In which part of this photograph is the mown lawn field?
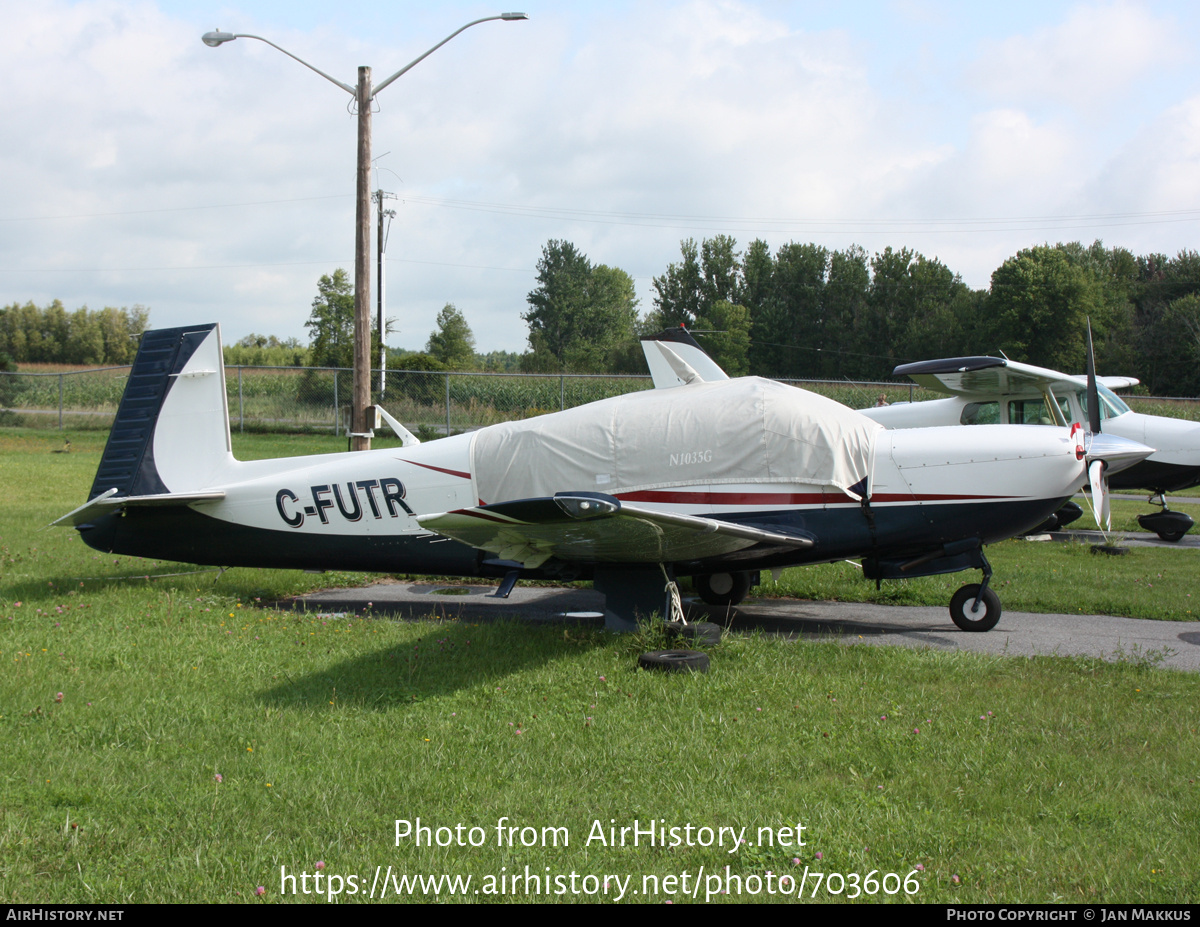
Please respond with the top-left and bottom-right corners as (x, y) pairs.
(1, 428), (1197, 904)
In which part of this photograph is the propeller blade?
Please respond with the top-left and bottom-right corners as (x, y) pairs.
(1087, 458), (1110, 531)
(1086, 318), (1101, 435)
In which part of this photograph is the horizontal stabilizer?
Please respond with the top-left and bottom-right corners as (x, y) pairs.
(52, 489), (226, 527)
(640, 327), (730, 388)
(417, 492), (813, 569)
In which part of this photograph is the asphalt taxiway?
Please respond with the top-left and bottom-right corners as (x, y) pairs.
(293, 579), (1200, 673)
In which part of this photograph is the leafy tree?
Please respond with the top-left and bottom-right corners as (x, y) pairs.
(224, 333), (308, 366)
(305, 269), (356, 369)
(762, 243), (829, 378)
(1154, 293), (1200, 395)
(1054, 240), (1137, 373)
(425, 304), (476, 370)
(890, 254), (970, 368)
(523, 240), (591, 366)
(582, 264), (639, 365)
(65, 308), (105, 365)
(475, 349), (522, 372)
(693, 300), (752, 376)
(987, 245), (1097, 371)
(522, 241), (639, 372)
(1129, 249), (1200, 393)
(821, 245), (871, 379)
(651, 235), (743, 332)
(701, 235), (742, 309)
(96, 306), (149, 365)
(0, 349), (22, 412)
(651, 239), (704, 329)
(0, 301), (147, 365)
(389, 351), (447, 406)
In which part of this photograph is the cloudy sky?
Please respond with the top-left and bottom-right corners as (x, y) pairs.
(3, 0), (1200, 353)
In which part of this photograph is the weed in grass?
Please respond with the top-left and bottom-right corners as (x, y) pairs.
(1106, 643), (1177, 669)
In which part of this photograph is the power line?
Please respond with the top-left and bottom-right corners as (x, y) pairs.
(0, 194), (350, 223)
(5, 189), (1200, 235)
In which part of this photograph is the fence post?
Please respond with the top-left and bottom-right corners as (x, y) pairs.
(58, 374), (64, 430)
(334, 370), (339, 437)
(445, 373), (451, 437)
(238, 367), (244, 433)
(560, 374), (565, 411)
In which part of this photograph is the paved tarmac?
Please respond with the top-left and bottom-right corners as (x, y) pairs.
(1048, 529), (1200, 549)
(294, 579), (1200, 673)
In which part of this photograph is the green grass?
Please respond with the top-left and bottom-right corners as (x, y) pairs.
(1, 428), (1199, 904)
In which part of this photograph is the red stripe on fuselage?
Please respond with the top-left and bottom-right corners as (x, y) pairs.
(399, 460), (472, 480)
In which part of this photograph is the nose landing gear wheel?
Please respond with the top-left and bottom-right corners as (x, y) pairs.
(949, 584), (1002, 632)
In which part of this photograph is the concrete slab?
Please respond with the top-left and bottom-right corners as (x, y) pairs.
(290, 579), (1200, 673)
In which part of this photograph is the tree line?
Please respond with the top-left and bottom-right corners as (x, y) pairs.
(13, 232), (1200, 397)
(521, 236), (1200, 395)
(0, 301), (149, 366)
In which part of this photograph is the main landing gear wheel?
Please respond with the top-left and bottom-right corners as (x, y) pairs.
(637, 650), (711, 673)
(693, 571), (752, 607)
(1136, 508), (1193, 543)
(949, 584), (1002, 632)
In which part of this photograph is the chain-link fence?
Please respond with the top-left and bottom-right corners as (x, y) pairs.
(13, 364), (1187, 435)
(0, 366), (664, 435)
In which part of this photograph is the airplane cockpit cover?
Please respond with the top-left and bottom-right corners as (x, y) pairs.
(470, 377), (882, 503)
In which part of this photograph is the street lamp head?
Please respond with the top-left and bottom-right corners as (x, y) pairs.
(202, 30), (237, 47)
(500, 12), (529, 20)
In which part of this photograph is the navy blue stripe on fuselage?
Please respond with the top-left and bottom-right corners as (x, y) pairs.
(76, 507), (481, 575)
(75, 494), (1066, 578)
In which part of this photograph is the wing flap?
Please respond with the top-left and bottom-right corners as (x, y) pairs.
(416, 493), (813, 569)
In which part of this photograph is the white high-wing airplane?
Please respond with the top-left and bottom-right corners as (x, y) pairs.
(860, 354), (1199, 541)
(56, 323), (1151, 633)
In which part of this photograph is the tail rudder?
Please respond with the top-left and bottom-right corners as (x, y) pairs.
(90, 323), (233, 500)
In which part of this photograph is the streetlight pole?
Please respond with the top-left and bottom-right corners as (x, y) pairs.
(202, 14), (528, 450)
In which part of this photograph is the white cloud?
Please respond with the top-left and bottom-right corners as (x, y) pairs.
(971, 1), (1177, 109)
(1090, 94), (1200, 210)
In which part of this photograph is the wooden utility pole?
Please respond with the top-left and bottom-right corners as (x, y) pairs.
(352, 66), (373, 451)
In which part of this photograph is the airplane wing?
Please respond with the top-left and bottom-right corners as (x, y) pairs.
(416, 492), (813, 569)
(893, 356), (1138, 396)
(639, 326), (730, 389)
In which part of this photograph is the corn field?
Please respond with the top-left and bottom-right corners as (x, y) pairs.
(7, 364), (1187, 436)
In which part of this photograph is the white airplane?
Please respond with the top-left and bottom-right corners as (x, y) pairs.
(861, 354), (1199, 541)
(55, 323), (1151, 633)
